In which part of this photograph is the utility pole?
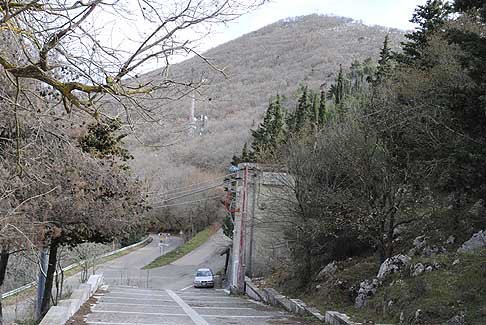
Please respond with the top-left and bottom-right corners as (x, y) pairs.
(188, 91), (196, 136)
(237, 165), (248, 292)
(247, 170), (258, 277)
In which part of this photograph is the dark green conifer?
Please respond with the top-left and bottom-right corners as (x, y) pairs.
(396, 0), (452, 65)
(318, 90), (327, 126)
(376, 35), (393, 82)
(295, 85), (310, 132)
(241, 143), (250, 162)
(270, 95), (285, 146)
(334, 65), (345, 108)
(312, 93), (319, 125)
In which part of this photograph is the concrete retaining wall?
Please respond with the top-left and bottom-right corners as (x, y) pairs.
(325, 311), (362, 325)
(244, 277), (326, 321)
(242, 277), (375, 324)
(244, 276), (264, 301)
(39, 274), (104, 325)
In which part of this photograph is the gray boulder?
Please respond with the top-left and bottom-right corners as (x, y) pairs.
(355, 278), (380, 308)
(412, 263), (425, 276)
(377, 254), (411, 279)
(469, 199), (485, 217)
(316, 261), (337, 281)
(457, 230), (486, 253)
(414, 309), (423, 324)
(446, 235), (455, 245)
(413, 236), (427, 250)
(411, 262), (441, 276)
(446, 313), (465, 325)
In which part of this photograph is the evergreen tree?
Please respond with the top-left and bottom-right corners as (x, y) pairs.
(396, 0), (452, 65)
(222, 214), (234, 239)
(335, 65), (345, 107)
(318, 90), (327, 126)
(294, 85), (310, 132)
(373, 35), (393, 84)
(269, 95), (286, 146)
(230, 155), (240, 166)
(312, 93), (319, 125)
(449, 0), (486, 85)
(250, 100), (274, 158)
(454, 0), (486, 20)
(350, 60), (365, 92)
(249, 95), (287, 161)
(241, 143), (250, 162)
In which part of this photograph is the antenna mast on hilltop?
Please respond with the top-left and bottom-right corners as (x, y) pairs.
(188, 72), (209, 137)
(189, 91), (196, 136)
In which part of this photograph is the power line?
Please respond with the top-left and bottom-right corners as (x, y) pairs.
(151, 194), (222, 209)
(143, 173), (234, 196)
(144, 173), (235, 198)
(148, 182), (224, 203)
(149, 182), (224, 205)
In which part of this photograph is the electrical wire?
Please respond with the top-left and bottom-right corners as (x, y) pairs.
(149, 182), (224, 205)
(148, 182), (224, 203)
(143, 172), (236, 198)
(150, 194), (223, 209)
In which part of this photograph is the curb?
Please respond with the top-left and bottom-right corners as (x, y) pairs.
(325, 311), (362, 325)
(242, 278), (384, 325)
(244, 276), (265, 301)
(244, 277), (327, 322)
(2, 235), (152, 300)
(39, 274), (104, 325)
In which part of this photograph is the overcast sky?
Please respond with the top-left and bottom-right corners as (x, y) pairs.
(207, 0), (426, 47)
(105, 0), (428, 71)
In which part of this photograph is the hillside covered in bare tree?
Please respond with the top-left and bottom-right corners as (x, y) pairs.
(128, 14), (404, 178)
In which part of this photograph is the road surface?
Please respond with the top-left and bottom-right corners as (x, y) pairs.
(4, 234), (182, 324)
(75, 230), (317, 324)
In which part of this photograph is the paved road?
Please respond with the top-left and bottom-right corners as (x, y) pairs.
(4, 234), (183, 324)
(77, 230), (316, 324)
(83, 286), (311, 325)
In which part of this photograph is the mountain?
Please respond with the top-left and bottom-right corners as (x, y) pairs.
(127, 14), (404, 186)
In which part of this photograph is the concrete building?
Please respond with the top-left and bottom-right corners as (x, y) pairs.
(230, 164), (295, 292)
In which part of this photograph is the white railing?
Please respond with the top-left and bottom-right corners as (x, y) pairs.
(1, 235), (152, 299)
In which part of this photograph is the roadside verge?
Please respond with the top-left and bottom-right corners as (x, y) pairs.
(143, 225), (219, 269)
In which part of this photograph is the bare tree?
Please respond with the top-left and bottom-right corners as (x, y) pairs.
(279, 110), (431, 288)
(0, 0), (265, 119)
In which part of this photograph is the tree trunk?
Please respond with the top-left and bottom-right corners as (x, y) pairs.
(0, 248), (10, 324)
(40, 240), (59, 318)
(385, 211), (396, 261)
(301, 245), (313, 287)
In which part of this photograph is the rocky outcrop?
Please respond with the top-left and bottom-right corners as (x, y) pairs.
(355, 254), (412, 308)
(377, 254), (411, 279)
(411, 261), (442, 276)
(469, 199), (485, 217)
(355, 278), (380, 308)
(411, 263), (425, 276)
(457, 230), (486, 253)
(316, 261), (337, 281)
(446, 313), (465, 325)
(409, 235), (444, 257)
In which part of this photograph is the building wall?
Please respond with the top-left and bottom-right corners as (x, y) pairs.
(232, 165), (295, 279)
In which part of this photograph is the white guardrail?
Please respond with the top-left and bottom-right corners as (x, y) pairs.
(1, 235), (152, 300)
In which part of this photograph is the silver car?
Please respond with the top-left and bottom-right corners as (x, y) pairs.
(193, 268), (214, 288)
